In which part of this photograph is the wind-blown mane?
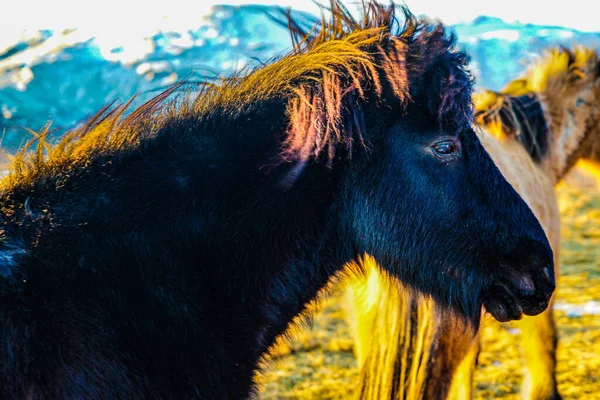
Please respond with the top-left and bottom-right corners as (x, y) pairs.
(474, 46), (600, 168)
(3, 0), (473, 193)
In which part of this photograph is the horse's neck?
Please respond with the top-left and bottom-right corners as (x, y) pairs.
(538, 88), (600, 182)
(542, 110), (584, 183)
(259, 226), (346, 341)
(548, 123), (600, 183)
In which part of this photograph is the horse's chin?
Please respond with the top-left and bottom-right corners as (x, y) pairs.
(482, 284), (524, 322)
(483, 296), (524, 322)
(482, 278), (553, 322)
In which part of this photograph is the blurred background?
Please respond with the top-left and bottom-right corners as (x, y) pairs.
(1, 1), (599, 398)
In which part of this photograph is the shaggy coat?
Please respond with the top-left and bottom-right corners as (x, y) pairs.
(0, 2), (555, 398)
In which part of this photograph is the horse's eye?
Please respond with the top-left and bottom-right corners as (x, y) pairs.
(432, 141), (457, 157)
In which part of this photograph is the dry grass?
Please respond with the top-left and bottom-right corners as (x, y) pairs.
(258, 165), (600, 399)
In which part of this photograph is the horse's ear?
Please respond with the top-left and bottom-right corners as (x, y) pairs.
(501, 78), (529, 96)
(473, 90), (500, 113)
(474, 90), (525, 140)
(568, 65), (587, 84)
(561, 45), (576, 66)
(473, 90), (503, 126)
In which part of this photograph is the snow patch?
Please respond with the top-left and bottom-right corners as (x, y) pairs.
(555, 301), (600, 316)
(479, 29), (520, 42)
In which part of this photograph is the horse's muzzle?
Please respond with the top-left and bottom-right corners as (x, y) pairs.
(483, 263), (555, 323)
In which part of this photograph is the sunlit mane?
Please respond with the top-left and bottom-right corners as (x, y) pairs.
(2, 0), (473, 193)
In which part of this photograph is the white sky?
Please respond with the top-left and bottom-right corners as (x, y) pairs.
(0, 0), (597, 33)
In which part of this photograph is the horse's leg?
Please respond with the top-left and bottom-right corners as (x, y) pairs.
(518, 243), (561, 400)
(518, 302), (560, 400)
(446, 335), (480, 400)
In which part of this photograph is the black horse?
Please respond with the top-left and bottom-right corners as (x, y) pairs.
(0, 2), (554, 399)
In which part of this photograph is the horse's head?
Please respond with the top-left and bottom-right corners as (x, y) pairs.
(474, 47), (600, 183)
(277, 1), (554, 324)
(340, 108), (554, 324)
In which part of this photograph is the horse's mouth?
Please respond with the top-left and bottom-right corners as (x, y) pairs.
(482, 282), (551, 323)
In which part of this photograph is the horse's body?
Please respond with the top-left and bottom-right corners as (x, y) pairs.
(0, 2), (555, 399)
(346, 47), (600, 400)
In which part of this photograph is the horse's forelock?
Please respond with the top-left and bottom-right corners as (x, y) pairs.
(278, 1), (411, 169)
(279, 1), (474, 172)
(407, 26), (474, 132)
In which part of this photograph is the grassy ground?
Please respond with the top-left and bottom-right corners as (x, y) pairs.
(258, 165), (600, 399)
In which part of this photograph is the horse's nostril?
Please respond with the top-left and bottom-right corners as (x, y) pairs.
(542, 266), (556, 290)
(514, 275), (535, 296)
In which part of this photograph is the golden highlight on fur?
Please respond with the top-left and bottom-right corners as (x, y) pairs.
(345, 258), (475, 400)
(343, 257), (443, 400)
